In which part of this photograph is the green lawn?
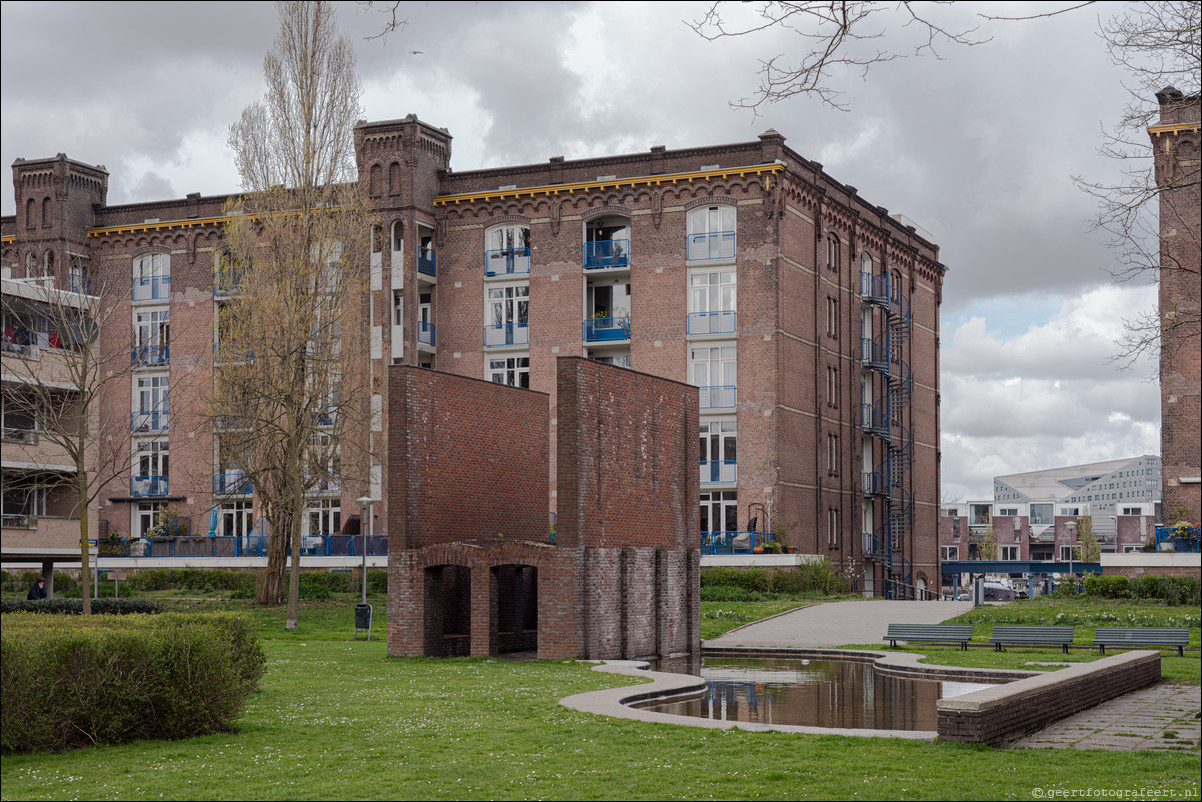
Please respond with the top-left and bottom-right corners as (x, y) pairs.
(2, 594), (1199, 800)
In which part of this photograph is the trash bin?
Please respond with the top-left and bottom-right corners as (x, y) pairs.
(355, 603), (372, 640)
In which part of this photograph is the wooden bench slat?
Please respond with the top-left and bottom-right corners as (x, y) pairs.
(884, 624), (974, 651)
(988, 625), (1076, 654)
(1092, 627), (1189, 656)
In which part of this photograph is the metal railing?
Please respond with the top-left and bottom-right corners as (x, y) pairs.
(213, 472), (251, 495)
(68, 274), (92, 295)
(701, 460), (737, 484)
(1, 426), (37, 443)
(1155, 525), (1200, 552)
(484, 247), (530, 276)
(213, 342), (253, 363)
(106, 532), (390, 559)
(418, 250), (436, 277)
(687, 231), (735, 262)
(132, 344), (169, 366)
(131, 410), (169, 433)
(700, 530), (777, 554)
(484, 322), (529, 347)
(418, 320), (435, 346)
(583, 316), (630, 342)
(583, 239), (630, 269)
(698, 385), (736, 409)
(213, 268), (249, 296)
(1, 514), (35, 529)
(133, 275), (171, 302)
(131, 475), (169, 497)
(687, 310), (736, 335)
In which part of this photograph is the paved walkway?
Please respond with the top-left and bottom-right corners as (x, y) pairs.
(705, 600), (1201, 752)
(705, 599), (973, 648)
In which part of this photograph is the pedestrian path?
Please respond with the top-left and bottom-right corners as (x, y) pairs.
(705, 599), (973, 648)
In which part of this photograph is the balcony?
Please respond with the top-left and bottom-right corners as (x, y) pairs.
(68, 274), (92, 295)
(698, 385), (736, 410)
(583, 316), (630, 343)
(418, 249), (436, 277)
(1, 513), (36, 529)
(700, 530), (777, 554)
(860, 402), (888, 436)
(1, 426), (37, 444)
(861, 271), (889, 304)
(583, 239), (630, 269)
(687, 310), (737, 336)
(687, 231), (735, 262)
(131, 410), (169, 433)
(131, 475), (169, 497)
(308, 476), (340, 494)
(484, 322), (529, 348)
(214, 268), (249, 297)
(131, 344), (169, 367)
(132, 275), (170, 302)
(418, 320), (436, 347)
(213, 471), (251, 495)
(213, 342), (254, 363)
(485, 247), (530, 277)
(701, 460), (737, 484)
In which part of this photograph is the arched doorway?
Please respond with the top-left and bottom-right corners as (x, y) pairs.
(424, 564), (471, 657)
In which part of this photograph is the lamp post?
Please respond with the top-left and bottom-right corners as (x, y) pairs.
(354, 495), (375, 605)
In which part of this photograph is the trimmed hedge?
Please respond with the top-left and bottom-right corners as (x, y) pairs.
(700, 560), (846, 598)
(1, 612), (265, 754)
(0, 599), (162, 615)
(1083, 574), (1201, 606)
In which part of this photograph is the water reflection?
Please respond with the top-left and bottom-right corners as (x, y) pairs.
(639, 656), (995, 731)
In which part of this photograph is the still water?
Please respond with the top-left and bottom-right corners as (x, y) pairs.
(637, 656), (997, 731)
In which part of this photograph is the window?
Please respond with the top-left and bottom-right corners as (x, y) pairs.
(942, 508), (958, 518)
(391, 221), (404, 254)
(688, 269), (736, 335)
(826, 366), (838, 407)
(826, 233), (840, 271)
(827, 508), (839, 547)
(700, 490), (738, 533)
(827, 433), (839, 475)
(584, 216), (630, 268)
(485, 284), (529, 346)
(969, 504), (992, 526)
(690, 344), (736, 408)
(69, 254), (89, 294)
(860, 251), (873, 274)
(941, 545), (958, 562)
(134, 374), (169, 431)
(136, 503), (164, 538)
(393, 291), (404, 327)
(489, 356), (529, 388)
(219, 500), (254, 539)
(132, 439), (169, 496)
(686, 205), (735, 261)
(1030, 503), (1053, 526)
(1059, 545), (1075, 562)
(700, 419), (736, 483)
(485, 224), (530, 276)
(134, 308), (170, 366)
(1000, 545), (1019, 561)
(998, 508), (1018, 517)
(307, 499), (341, 538)
(134, 253), (170, 302)
(826, 296), (838, 338)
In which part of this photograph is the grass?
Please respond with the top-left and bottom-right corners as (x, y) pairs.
(2, 592), (1199, 800)
(700, 601), (806, 639)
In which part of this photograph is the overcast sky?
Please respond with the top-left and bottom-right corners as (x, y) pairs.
(1, 1), (1166, 500)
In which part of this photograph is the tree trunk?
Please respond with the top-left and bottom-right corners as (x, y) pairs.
(258, 511), (289, 605)
(78, 467), (92, 615)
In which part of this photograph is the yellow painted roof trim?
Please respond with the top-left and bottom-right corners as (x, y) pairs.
(433, 163), (786, 207)
(87, 214), (228, 238)
(1148, 122), (1201, 136)
(1, 235), (14, 244)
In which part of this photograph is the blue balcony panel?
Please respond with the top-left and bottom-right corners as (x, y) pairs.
(131, 411), (169, 433)
(132, 344), (169, 366)
(133, 275), (171, 302)
(484, 322), (529, 347)
(583, 316), (630, 342)
(418, 250), (436, 277)
(701, 460), (737, 484)
(214, 472), (252, 495)
(484, 248), (531, 276)
(583, 239), (630, 269)
(418, 320), (435, 346)
(131, 475), (169, 497)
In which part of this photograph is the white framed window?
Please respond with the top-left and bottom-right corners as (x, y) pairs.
(135, 502), (164, 538)
(686, 205), (736, 261)
(488, 356), (529, 389)
(1059, 545), (1075, 561)
(133, 253), (170, 302)
(826, 233), (840, 272)
(688, 269), (736, 334)
(941, 545), (958, 561)
(485, 223), (530, 276)
(700, 489), (738, 533)
(826, 366), (838, 407)
(827, 508), (839, 547)
(826, 296), (838, 338)
(134, 308), (170, 366)
(485, 284), (530, 346)
(1000, 545), (1019, 561)
(307, 498), (341, 538)
(219, 500), (254, 539)
(132, 438), (169, 496)
(690, 343), (736, 408)
(827, 433), (839, 476)
(998, 508), (1018, 517)
(133, 373), (169, 431)
(700, 419), (736, 483)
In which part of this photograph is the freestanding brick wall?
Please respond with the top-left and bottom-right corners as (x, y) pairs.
(387, 359), (700, 659)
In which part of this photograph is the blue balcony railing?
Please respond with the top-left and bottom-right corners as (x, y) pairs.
(131, 410), (169, 433)
(213, 342), (253, 363)
(68, 274), (92, 295)
(700, 530), (777, 554)
(131, 475), (169, 497)
(213, 472), (251, 495)
(698, 385), (736, 409)
(418, 250), (436, 277)
(701, 460), (737, 484)
(485, 247), (530, 276)
(583, 239), (630, 269)
(687, 310), (737, 335)
(418, 320), (435, 346)
(133, 275), (170, 302)
(687, 231), (735, 262)
(583, 316), (630, 342)
(112, 532), (391, 559)
(484, 322), (529, 347)
(131, 344), (169, 366)
(214, 268), (249, 296)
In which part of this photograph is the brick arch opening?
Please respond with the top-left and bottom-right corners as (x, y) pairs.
(490, 563), (538, 655)
(424, 563), (471, 657)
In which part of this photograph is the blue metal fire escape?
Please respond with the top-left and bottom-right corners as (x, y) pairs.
(860, 271), (913, 598)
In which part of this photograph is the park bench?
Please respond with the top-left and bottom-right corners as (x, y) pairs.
(1092, 627), (1189, 657)
(988, 625), (1076, 654)
(884, 624), (975, 651)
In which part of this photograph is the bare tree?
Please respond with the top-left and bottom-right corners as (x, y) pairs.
(216, 0), (372, 627)
(1, 275), (138, 614)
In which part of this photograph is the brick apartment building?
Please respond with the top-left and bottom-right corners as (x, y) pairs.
(1150, 88), (1201, 524)
(1, 118), (946, 597)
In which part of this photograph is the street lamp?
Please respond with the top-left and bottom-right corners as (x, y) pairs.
(354, 495), (376, 638)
